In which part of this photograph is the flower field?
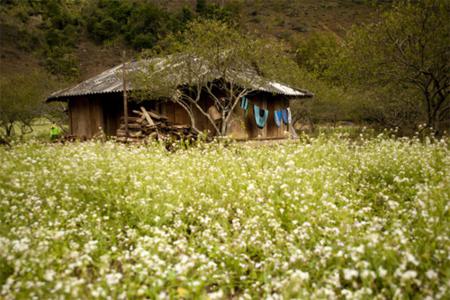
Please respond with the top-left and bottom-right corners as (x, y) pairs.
(0, 135), (449, 299)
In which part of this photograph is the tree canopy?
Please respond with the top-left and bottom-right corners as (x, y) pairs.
(0, 71), (63, 137)
(336, 0), (449, 133)
(133, 20), (304, 136)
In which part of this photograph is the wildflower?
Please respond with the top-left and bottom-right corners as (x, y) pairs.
(105, 272), (122, 286)
(292, 270), (310, 282)
(426, 270), (438, 280)
(343, 269), (359, 281)
(401, 270), (417, 281)
(44, 270), (55, 281)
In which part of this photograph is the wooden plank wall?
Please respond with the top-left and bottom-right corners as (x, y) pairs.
(245, 95), (265, 139)
(267, 97), (289, 138)
(90, 97), (104, 136)
(103, 95), (123, 136)
(193, 98), (217, 134)
(161, 102), (191, 126)
(69, 97), (90, 139)
(229, 94), (289, 139)
(68, 93), (291, 140)
(69, 96), (104, 139)
(226, 105), (248, 139)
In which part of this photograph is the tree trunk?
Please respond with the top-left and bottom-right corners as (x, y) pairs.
(5, 123), (14, 137)
(176, 100), (200, 134)
(220, 111), (227, 136)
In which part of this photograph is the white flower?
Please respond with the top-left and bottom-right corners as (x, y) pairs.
(84, 240), (98, 253)
(286, 160), (295, 167)
(208, 289), (224, 300)
(406, 253), (419, 266)
(105, 272), (122, 286)
(426, 270), (438, 280)
(401, 270), (417, 281)
(12, 239), (29, 253)
(378, 266), (387, 278)
(343, 269), (358, 281)
(44, 270), (55, 281)
(292, 270), (310, 282)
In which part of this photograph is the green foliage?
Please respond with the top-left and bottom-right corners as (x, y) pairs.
(0, 136), (448, 298)
(84, 0), (175, 49)
(292, 0), (449, 134)
(0, 0), (201, 75)
(333, 0), (450, 133)
(83, 0), (240, 50)
(295, 32), (342, 75)
(0, 0), (83, 77)
(196, 0), (242, 23)
(0, 71), (64, 138)
(135, 20), (302, 136)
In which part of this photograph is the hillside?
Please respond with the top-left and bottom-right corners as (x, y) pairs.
(0, 0), (384, 82)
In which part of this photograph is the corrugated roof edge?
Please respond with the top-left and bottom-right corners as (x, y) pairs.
(47, 88), (313, 102)
(46, 90), (123, 102)
(46, 59), (314, 101)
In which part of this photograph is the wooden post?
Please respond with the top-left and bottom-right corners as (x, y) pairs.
(122, 51), (129, 139)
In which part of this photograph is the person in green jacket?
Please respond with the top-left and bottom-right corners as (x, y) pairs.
(50, 123), (62, 141)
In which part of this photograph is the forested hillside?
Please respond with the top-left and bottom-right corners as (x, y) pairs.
(1, 0), (448, 136)
(0, 0), (382, 78)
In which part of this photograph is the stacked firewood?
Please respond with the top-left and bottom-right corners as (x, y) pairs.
(116, 107), (198, 143)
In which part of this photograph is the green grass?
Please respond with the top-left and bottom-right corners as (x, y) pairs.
(0, 134), (449, 299)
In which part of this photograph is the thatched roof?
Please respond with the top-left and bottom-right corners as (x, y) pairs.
(47, 58), (313, 101)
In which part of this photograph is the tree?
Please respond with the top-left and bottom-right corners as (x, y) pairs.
(0, 71), (63, 138)
(133, 20), (302, 136)
(337, 0), (450, 134)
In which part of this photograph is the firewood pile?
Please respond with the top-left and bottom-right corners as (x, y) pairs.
(116, 107), (198, 143)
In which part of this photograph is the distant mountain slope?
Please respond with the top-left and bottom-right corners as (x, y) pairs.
(0, 0), (384, 82)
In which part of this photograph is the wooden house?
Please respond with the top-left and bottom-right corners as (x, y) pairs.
(47, 59), (313, 140)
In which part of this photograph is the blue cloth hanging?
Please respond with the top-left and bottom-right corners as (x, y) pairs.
(240, 96), (249, 111)
(282, 108), (289, 125)
(254, 104), (268, 129)
(274, 110), (282, 127)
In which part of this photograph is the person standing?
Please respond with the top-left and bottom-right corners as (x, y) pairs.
(50, 123), (62, 141)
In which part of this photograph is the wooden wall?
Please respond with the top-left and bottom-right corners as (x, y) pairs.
(69, 96), (104, 139)
(161, 102), (191, 126)
(69, 94), (123, 138)
(227, 94), (289, 139)
(103, 94), (123, 136)
(160, 98), (217, 134)
(68, 92), (291, 140)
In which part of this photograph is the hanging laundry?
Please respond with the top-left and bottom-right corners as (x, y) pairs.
(274, 110), (282, 127)
(282, 109), (289, 125)
(254, 104), (268, 129)
(240, 96), (249, 111)
(287, 107), (292, 124)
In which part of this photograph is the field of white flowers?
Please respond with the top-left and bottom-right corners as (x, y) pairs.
(0, 134), (449, 299)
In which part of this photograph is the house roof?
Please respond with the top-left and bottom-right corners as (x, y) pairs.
(47, 58), (313, 101)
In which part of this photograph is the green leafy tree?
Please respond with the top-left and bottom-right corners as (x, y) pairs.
(84, 0), (193, 50)
(337, 0), (450, 134)
(0, 71), (63, 138)
(134, 20), (302, 136)
(295, 31), (342, 76)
